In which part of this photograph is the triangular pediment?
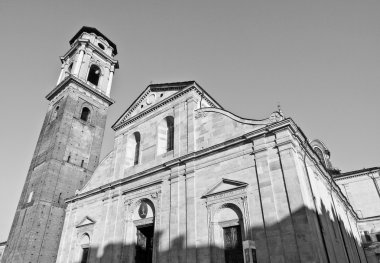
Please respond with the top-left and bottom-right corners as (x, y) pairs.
(76, 216), (96, 228)
(202, 178), (248, 198)
(112, 81), (222, 130)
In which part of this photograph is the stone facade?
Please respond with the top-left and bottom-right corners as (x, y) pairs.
(335, 168), (380, 263)
(2, 27), (374, 263)
(56, 75), (367, 262)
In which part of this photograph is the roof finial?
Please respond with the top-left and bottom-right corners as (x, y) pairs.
(277, 102), (284, 116)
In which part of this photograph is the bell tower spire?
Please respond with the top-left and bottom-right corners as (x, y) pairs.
(56, 26), (119, 96)
(2, 27), (118, 263)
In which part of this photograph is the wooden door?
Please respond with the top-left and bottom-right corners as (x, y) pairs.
(223, 225), (244, 263)
(135, 225), (154, 263)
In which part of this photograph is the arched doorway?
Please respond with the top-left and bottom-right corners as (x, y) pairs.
(212, 204), (245, 263)
(133, 199), (155, 263)
(77, 233), (90, 263)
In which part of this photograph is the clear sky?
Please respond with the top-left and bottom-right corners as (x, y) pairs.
(0, 0), (379, 242)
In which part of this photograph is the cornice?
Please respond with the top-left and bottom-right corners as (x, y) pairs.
(66, 116), (360, 219)
(69, 26), (118, 55)
(67, 119), (294, 203)
(121, 179), (163, 195)
(46, 75), (115, 106)
(358, 215), (380, 222)
(281, 124), (360, 219)
(60, 39), (119, 68)
(334, 169), (380, 181)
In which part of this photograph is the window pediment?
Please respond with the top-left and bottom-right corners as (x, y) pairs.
(76, 216), (96, 228)
(202, 178), (248, 199)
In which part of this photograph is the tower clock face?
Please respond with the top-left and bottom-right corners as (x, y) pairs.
(138, 202), (148, 218)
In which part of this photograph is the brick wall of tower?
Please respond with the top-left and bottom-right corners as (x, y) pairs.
(2, 83), (110, 263)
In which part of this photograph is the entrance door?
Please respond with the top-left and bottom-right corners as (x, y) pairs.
(135, 224), (154, 263)
(223, 225), (244, 263)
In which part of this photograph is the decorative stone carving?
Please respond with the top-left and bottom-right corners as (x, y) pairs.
(151, 191), (159, 199)
(195, 110), (207, 119)
(206, 190), (251, 263)
(123, 189), (162, 222)
(269, 111), (284, 123)
(203, 180), (251, 259)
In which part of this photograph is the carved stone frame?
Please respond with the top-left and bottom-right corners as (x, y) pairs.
(205, 188), (250, 263)
(75, 224), (94, 263)
(123, 188), (161, 263)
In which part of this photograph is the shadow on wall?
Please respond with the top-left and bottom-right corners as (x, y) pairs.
(68, 202), (368, 263)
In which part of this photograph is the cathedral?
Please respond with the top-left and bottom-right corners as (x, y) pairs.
(1, 27), (380, 263)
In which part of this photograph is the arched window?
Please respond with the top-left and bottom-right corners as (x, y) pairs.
(134, 132), (141, 165)
(157, 116), (174, 155)
(87, 65), (101, 86)
(314, 147), (325, 165)
(68, 63), (73, 74)
(79, 234), (90, 263)
(126, 132), (141, 167)
(364, 231), (371, 242)
(51, 106), (59, 122)
(80, 107), (90, 122)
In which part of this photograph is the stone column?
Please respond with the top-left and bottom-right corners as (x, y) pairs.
(179, 101), (188, 156)
(247, 151), (270, 263)
(57, 64), (66, 85)
(173, 104), (181, 158)
(158, 178), (171, 263)
(253, 133), (302, 263)
(186, 98), (197, 153)
(106, 66), (114, 96)
(185, 162), (196, 263)
(169, 167), (180, 263)
(178, 168), (187, 262)
(73, 44), (85, 76)
(252, 135), (288, 263)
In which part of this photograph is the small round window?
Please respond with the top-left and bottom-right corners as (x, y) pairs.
(98, 43), (105, 50)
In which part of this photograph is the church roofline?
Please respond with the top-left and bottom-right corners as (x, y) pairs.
(60, 39), (119, 69)
(70, 26), (118, 55)
(334, 167), (380, 180)
(111, 81), (223, 131)
(46, 75), (115, 105)
(66, 116), (360, 219)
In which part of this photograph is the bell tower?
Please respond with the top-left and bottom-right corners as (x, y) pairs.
(2, 27), (119, 263)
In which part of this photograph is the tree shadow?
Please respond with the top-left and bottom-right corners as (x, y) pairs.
(68, 202), (369, 263)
